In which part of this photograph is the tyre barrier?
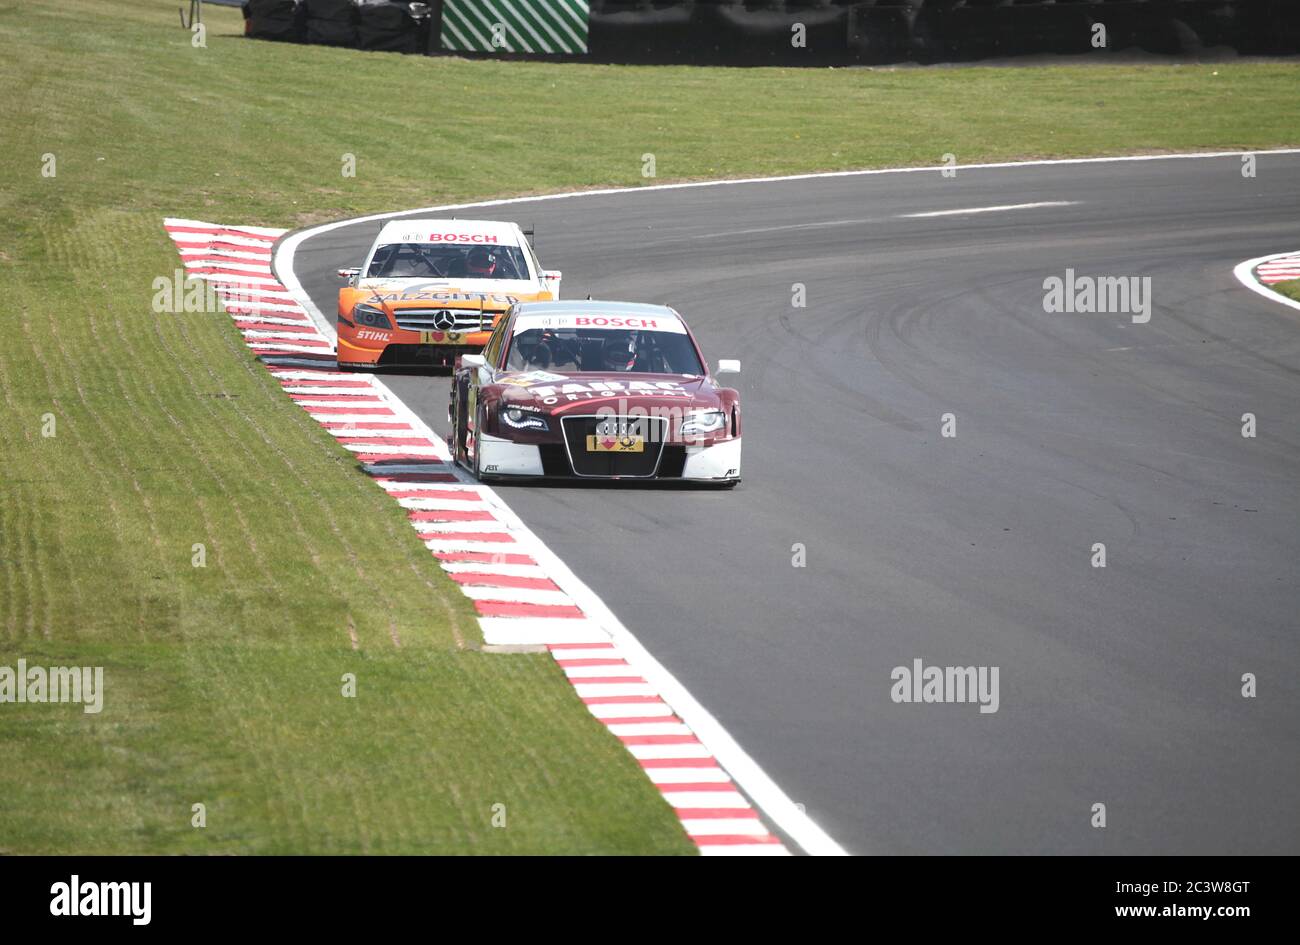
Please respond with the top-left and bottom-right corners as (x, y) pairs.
(244, 0), (438, 53)
(358, 1), (433, 52)
(303, 0), (360, 47)
(241, 0), (1299, 63)
(244, 0), (303, 43)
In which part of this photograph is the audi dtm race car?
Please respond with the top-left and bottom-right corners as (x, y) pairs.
(449, 301), (742, 484)
(337, 218), (562, 370)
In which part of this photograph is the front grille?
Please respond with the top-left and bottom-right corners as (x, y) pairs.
(658, 445), (686, 478)
(561, 416), (667, 478)
(378, 344), (476, 368)
(538, 444), (570, 477)
(393, 309), (495, 332)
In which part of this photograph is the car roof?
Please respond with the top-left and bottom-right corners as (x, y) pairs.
(508, 301), (689, 336)
(512, 300), (683, 321)
(373, 218), (522, 245)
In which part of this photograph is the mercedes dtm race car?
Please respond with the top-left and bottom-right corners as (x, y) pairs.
(449, 301), (742, 484)
(337, 218), (561, 370)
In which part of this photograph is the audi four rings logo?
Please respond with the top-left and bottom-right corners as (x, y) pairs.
(595, 419), (638, 436)
(431, 310), (458, 331)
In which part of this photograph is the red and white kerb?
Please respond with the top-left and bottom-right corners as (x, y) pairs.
(163, 217), (790, 856)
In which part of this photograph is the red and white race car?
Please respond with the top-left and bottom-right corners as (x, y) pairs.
(449, 301), (742, 484)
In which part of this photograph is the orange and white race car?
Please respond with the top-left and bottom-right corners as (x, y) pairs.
(336, 218), (561, 370)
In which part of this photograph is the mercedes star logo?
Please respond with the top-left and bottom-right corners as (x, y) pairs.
(431, 310), (458, 331)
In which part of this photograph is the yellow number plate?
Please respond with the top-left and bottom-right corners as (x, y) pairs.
(420, 330), (462, 344)
(586, 435), (644, 453)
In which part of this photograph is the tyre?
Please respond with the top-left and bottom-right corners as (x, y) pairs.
(471, 400), (485, 480)
(452, 379), (469, 469)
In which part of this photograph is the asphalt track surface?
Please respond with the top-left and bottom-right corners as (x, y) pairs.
(291, 154), (1300, 854)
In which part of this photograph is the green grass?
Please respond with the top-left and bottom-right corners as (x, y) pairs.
(0, 0), (1296, 853)
(3, 1), (1298, 234)
(0, 210), (694, 854)
(1273, 279), (1300, 303)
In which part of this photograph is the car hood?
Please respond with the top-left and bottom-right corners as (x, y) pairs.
(493, 371), (720, 413)
(356, 277), (539, 305)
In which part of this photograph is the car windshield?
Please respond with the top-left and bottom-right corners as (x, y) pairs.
(366, 242), (530, 280)
(506, 327), (704, 375)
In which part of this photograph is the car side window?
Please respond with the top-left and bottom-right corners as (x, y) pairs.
(522, 237), (541, 282)
(483, 311), (510, 368)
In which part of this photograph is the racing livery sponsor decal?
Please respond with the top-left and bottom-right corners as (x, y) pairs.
(513, 312), (687, 334)
(532, 380), (693, 404)
(574, 316), (664, 328)
(427, 232), (500, 243)
(498, 370), (571, 387)
(388, 228), (512, 245)
(361, 284), (522, 304)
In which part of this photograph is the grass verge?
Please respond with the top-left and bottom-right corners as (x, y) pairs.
(1271, 279), (1300, 304)
(0, 0), (1295, 853)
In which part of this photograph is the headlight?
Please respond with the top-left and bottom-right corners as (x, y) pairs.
(352, 303), (391, 329)
(500, 406), (549, 432)
(680, 409), (727, 436)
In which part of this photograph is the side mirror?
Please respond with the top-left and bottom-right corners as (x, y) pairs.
(461, 353), (486, 369)
(541, 270), (563, 300)
(716, 359), (741, 375)
(337, 267), (360, 282)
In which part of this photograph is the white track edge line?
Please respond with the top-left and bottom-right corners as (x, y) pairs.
(385, 402), (834, 858)
(274, 237), (847, 858)
(274, 149), (1300, 857)
(274, 148), (1300, 330)
(899, 200), (1079, 218)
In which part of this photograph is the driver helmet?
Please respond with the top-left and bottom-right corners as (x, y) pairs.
(466, 246), (498, 277)
(601, 331), (637, 371)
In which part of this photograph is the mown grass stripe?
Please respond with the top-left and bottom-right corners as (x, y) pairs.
(0, 1), (699, 851)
